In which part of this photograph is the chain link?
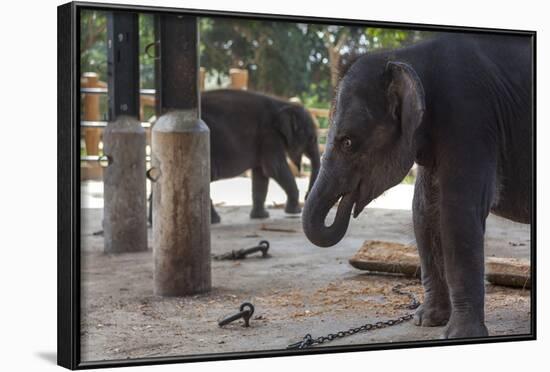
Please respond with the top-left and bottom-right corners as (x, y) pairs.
(287, 284), (420, 350)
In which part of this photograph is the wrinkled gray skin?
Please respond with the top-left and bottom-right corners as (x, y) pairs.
(302, 34), (532, 339)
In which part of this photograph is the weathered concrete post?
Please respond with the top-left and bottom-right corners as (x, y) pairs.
(151, 14), (211, 296)
(103, 11), (147, 254)
(103, 117), (147, 253)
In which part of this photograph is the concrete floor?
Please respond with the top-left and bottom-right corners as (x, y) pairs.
(79, 178), (531, 362)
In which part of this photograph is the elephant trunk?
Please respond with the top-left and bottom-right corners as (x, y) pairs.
(302, 168), (355, 247)
(305, 140), (321, 199)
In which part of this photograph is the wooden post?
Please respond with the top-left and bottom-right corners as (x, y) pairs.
(103, 11), (147, 254)
(81, 72), (106, 180)
(199, 67), (206, 91)
(81, 72), (102, 155)
(152, 14), (211, 296)
(229, 68), (248, 90)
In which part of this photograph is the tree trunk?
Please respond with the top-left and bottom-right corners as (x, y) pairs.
(324, 30), (349, 95)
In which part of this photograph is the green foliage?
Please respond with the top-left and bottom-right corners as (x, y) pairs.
(80, 11), (432, 113)
(139, 14), (155, 89)
(199, 19), (431, 106)
(80, 10), (107, 81)
(200, 18), (314, 97)
(299, 89), (329, 109)
(401, 174), (416, 185)
(365, 28), (414, 49)
(81, 10), (156, 88)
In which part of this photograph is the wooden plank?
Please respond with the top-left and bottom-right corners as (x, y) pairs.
(307, 107), (330, 117)
(349, 240), (531, 289)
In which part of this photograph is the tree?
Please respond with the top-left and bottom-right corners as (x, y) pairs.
(80, 10), (108, 81)
(79, 12), (432, 112)
(200, 18), (314, 98)
(199, 19), (430, 107)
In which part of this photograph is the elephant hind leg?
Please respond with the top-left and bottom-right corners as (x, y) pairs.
(250, 167), (270, 219)
(211, 199), (221, 224)
(148, 191), (153, 226)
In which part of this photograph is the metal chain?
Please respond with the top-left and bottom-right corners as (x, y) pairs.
(287, 284), (420, 350)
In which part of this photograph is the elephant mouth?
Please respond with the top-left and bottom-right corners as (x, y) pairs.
(325, 180), (371, 221)
(352, 179), (373, 219)
(329, 192), (354, 217)
(352, 196), (368, 219)
(322, 179), (372, 222)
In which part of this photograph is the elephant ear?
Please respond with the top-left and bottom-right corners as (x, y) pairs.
(275, 104), (300, 148)
(275, 105), (306, 170)
(385, 61), (425, 146)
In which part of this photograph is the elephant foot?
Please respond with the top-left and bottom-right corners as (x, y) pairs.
(285, 203), (302, 214)
(250, 208), (270, 219)
(211, 211), (221, 224)
(442, 313), (488, 339)
(414, 296), (451, 327)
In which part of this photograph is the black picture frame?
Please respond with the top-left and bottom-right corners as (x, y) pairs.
(58, 1), (537, 369)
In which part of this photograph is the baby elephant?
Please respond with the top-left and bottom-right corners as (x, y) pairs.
(148, 90), (321, 224)
(303, 34), (532, 339)
(204, 89), (320, 223)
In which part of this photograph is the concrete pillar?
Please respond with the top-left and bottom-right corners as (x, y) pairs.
(103, 116), (148, 253)
(151, 14), (211, 296)
(151, 110), (211, 296)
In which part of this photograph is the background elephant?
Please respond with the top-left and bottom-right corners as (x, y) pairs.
(302, 34), (532, 339)
(205, 89), (320, 223)
(149, 89), (320, 224)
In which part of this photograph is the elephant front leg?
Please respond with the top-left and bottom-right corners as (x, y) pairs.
(250, 167), (270, 219)
(267, 162), (301, 214)
(413, 169), (451, 327)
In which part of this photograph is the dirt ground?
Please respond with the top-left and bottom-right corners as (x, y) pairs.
(80, 197), (531, 362)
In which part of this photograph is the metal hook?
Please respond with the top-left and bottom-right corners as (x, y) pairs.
(146, 167), (162, 182)
(218, 302), (255, 327)
(145, 40), (160, 60)
(98, 154), (113, 168)
(212, 240), (271, 260)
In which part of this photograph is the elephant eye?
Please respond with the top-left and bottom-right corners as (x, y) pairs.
(342, 137), (352, 149)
